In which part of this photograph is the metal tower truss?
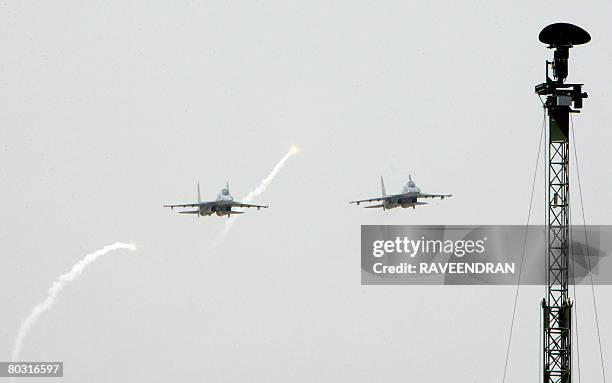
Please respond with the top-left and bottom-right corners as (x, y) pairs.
(535, 22), (590, 383)
(543, 137), (572, 383)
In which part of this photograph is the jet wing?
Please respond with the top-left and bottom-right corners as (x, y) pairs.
(363, 204), (386, 209)
(231, 202), (268, 209)
(163, 201), (212, 209)
(349, 194), (399, 205)
(417, 193), (452, 199)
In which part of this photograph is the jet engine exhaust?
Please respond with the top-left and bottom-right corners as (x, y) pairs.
(11, 242), (137, 362)
(211, 145), (299, 248)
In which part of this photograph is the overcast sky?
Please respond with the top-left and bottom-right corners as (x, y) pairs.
(1, 1), (611, 382)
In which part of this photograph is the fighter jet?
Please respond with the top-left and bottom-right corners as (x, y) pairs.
(164, 182), (268, 218)
(349, 175), (451, 210)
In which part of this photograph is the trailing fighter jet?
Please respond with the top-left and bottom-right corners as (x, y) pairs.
(349, 175), (451, 210)
(164, 182), (268, 218)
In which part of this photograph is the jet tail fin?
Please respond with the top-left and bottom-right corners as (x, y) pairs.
(380, 176), (386, 197)
(197, 181), (202, 205)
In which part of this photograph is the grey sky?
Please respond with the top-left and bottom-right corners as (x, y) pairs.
(1, 1), (611, 382)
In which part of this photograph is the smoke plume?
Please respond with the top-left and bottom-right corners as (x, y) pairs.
(211, 145), (299, 248)
(12, 242), (137, 362)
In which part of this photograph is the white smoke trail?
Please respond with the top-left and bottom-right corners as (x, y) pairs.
(12, 242), (137, 362)
(211, 145), (299, 248)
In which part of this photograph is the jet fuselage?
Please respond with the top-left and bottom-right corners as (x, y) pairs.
(198, 188), (234, 216)
(383, 193), (419, 210)
(383, 179), (421, 209)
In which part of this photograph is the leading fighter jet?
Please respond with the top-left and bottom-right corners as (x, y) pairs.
(349, 175), (451, 210)
(164, 182), (268, 218)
